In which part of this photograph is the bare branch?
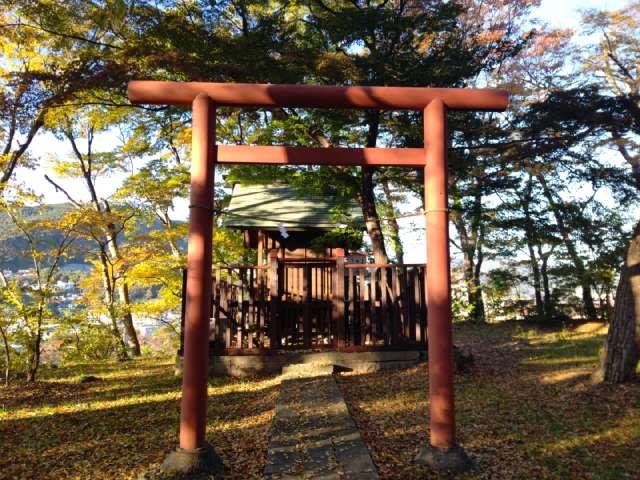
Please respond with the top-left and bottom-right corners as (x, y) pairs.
(43, 175), (83, 207)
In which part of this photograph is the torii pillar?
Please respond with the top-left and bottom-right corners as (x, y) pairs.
(127, 81), (508, 476)
(415, 98), (472, 471)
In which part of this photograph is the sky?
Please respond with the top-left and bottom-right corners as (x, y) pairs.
(536, 0), (628, 29)
(13, 0), (633, 265)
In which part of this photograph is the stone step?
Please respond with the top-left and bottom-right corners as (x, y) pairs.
(281, 362), (334, 379)
(264, 375), (379, 479)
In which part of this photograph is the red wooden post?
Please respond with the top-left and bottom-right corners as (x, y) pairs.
(163, 93), (220, 474)
(180, 268), (187, 355)
(180, 93), (215, 450)
(334, 248), (346, 348)
(303, 264), (312, 347)
(359, 268), (367, 345)
(268, 249), (280, 349)
(416, 99), (471, 471)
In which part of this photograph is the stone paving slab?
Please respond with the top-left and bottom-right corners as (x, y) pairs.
(264, 369), (378, 480)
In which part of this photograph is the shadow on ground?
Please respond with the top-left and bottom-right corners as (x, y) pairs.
(337, 321), (640, 480)
(1, 359), (279, 480)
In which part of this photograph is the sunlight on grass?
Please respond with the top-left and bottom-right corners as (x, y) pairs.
(1, 358), (279, 479)
(3, 389), (182, 421)
(208, 375), (280, 396)
(539, 368), (592, 384)
(339, 321), (639, 480)
(3, 323), (638, 480)
(43, 358), (175, 384)
(522, 355), (599, 366)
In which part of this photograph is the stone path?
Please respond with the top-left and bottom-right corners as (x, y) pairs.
(264, 365), (379, 480)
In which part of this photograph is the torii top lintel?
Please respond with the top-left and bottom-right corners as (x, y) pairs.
(127, 81), (508, 112)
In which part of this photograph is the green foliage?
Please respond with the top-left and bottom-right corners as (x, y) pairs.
(0, 0), (637, 358)
(309, 225), (364, 253)
(483, 268), (526, 320)
(451, 275), (474, 322)
(53, 311), (121, 362)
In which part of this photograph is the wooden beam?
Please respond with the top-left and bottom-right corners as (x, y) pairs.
(128, 81), (509, 111)
(216, 145), (424, 167)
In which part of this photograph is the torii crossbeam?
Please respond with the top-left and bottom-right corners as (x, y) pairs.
(128, 80), (508, 475)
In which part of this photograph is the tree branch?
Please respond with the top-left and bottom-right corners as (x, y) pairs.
(0, 22), (123, 50)
(43, 175), (83, 207)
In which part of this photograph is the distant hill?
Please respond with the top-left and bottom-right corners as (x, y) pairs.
(0, 203), (87, 271)
(0, 203), (183, 272)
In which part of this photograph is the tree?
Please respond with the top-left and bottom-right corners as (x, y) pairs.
(0, 0), (129, 184)
(121, 0), (535, 266)
(0, 270), (11, 385)
(54, 309), (122, 362)
(578, 2), (640, 382)
(45, 106), (141, 357)
(0, 187), (78, 381)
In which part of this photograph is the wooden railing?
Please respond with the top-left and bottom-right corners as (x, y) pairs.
(344, 263), (427, 349)
(179, 258), (427, 354)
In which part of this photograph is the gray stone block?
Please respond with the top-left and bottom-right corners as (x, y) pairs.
(415, 444), (473, 473)
(264, 374), (378, 479)
(160, 443), (223, 477)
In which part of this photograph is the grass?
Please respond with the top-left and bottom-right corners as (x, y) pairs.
(338, 321), (640, 480)
(0, 358), (279, 479)
(2, 321), (638, 479)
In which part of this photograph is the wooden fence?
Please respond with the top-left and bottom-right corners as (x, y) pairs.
(179, 258), (427, 354)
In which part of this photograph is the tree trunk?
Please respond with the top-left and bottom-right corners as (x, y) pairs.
(359, 111), (389, 264)
(540, 250), (554, 321)
(472, 224), (486, 322)
(449, 186), (485, 323)
(117, 282), (141, 356)
(160, 210), (182, 259)
(1, 114), (44, 184)
(103, 204), (141, 356)
(602, 285), (613, 322)
(27, 307), (44, 382)
(0, 324), (10, 386)
(461, 246), (485, 323)
(99, 248), (129, 360)
(109, 304), (130, 361)
(594, 221), (640, 383)
(381, 180), (404, 264)
(360, 168), (389, 264)
(517, 178), (545, 319)
(525, 239), (544, 319)
(537, 174), (597, 319)
(67, 129), (142, 357)
(451, 219), (485, 322)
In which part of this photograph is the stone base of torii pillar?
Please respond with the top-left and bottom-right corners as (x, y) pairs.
(416, 444), (474, 473)
(160, 443), (222, 478)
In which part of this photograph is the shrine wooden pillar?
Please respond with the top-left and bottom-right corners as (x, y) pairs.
(268, 249), (281, 349)
(334, 248), (346, 348)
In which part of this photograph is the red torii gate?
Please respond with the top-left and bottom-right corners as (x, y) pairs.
(128, 81), (508, 475)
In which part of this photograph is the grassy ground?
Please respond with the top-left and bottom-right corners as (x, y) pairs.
(2, 322), (638, 479)
(0, 359), (279, 479)
(339, 321), (640, 480)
